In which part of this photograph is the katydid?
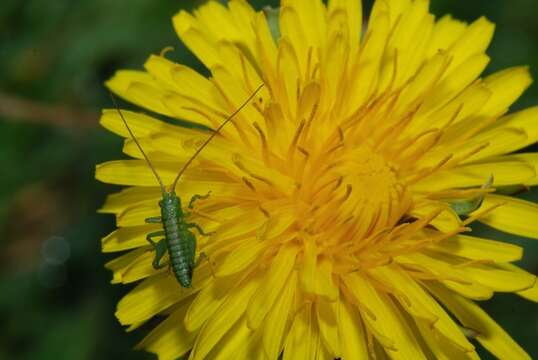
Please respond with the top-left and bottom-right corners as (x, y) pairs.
(109, 84), (263, 287)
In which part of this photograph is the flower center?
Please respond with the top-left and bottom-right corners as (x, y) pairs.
(297, 144), (410, 250)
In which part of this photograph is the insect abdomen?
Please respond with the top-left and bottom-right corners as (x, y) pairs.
(161, 196), (194, 288)
(167, 230), (193, 288)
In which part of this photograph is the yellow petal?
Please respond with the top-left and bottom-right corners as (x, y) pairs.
(253, 11), (278, 85)
(96, 160), (176, 187)
(247, 244), (299, 329)
(209, 67), (265, 141)
(283, 302), (319, 360)
(190, 273), (262, 360)
(160, 91), (224, 129)
(416, 320), (479, 360)
(427, 282), (531, 360)
(143, 54), (227, 117)
(262, 272), (297, 359)
(100, 109), (173, 139)
(228, 0), (258, 39)
(193, 1), (252, 45)
(465, 107), (538, 160)
(96, 159), (239, 191)
(259, 207), (297, 240)
(343, 272), (427, 358)
(377, 0), (411, 27)
(476, 194), (538, 239)
(328, 0), (362, 56)
(209, 208), (266, 243)
(105, 248), (148, 284)
(446, 17), (494, 73)
(115, 273), (193, 325)
(230, 152), (297, 195)
(395, 52), (452, 117)
(409, 202), (461, 233)
(316, 342), (334, 360)
(397, 253), (494, 300)
(457, 127), (528, 163)
(518, 279), (538, 302)
(498, 263), (538, 302)
(478, 66), (533, 117)
(369, 265), (438, 324)
(421, 53), (490, 115)
(173, 10), (219, 69)
(99, 187), (162, 214)
(427, 15), (467, 57)
(206, 317), (257, 359)
(300, 239), (319, 294)
(102, 225), (157, 252)
(100, 108), (217, 163)
(279, 6), (308, 76)
(410, 81), (491, 135)
(337, 298), (368, 360)
(345, 8), (389, 113)
(106, 71), (175, 117)
(136, 305), (195, 360)
(315, 257), (339, 301)
(369, 265), (475, 352)
(213, 40), (264, 93)
(500, 153), (538, 186)
(121, 136), (176, 163)
(274, 38), (301, 121)
(282, 0), (327, 53)
(216, 239), (269, 277)
(316, 297), (341, 357)
(428, 234), (523, 263)
(460, 262), (535, 293)
(184, 279), (226, 332)
(119, 251), (162, 284)
(413, 159), (535, 191)
(321, 30), (349, 115)
(116, 202), (157, 227)
(381, 0), (433, 88)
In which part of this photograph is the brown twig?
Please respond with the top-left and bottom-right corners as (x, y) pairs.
(0, 90), (98, 129)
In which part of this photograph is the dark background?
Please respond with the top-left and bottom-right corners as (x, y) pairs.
(0, 0), (537, 359)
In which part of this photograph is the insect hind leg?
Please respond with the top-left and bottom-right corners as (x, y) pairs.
(146, 231), (168, 269)
(188, 191), (211, 209)
(146, 230), (164, 246)
(152, 239), (169, 269)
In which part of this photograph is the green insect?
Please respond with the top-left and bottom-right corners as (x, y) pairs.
(110, 84), (263, 288)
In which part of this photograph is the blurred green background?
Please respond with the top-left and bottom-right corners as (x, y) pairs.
(0, 0), (537, 359)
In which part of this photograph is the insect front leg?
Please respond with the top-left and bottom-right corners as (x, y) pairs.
(145, 216), (162, 224)
(187, 222), (215, 237)
(188, 191), (211, 209)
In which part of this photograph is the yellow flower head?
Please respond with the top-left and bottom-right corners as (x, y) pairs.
(97, 0), (538, 359)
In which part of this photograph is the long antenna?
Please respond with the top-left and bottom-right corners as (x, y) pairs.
(170, 83), (264, 192)
(109, 92), (167, 194)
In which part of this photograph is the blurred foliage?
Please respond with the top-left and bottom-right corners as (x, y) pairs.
(0, 0), (537, 359)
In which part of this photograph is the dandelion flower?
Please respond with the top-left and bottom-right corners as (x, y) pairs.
(97, 0), (538, 358)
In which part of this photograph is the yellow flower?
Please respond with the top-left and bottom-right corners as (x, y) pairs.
(96, 0), (538, 359)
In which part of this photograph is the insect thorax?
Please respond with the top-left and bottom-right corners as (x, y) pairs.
(160, 191), (183, 218)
